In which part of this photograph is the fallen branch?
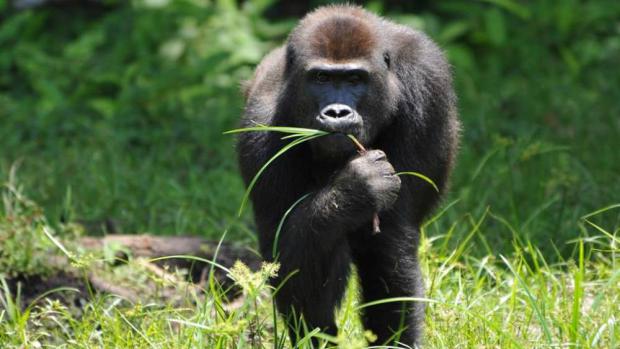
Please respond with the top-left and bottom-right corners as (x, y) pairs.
(79, 234), (261, 272)
(8, 234), (260, 308)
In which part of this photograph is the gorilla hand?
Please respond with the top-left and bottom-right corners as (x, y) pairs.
(334, 150), (401, 213)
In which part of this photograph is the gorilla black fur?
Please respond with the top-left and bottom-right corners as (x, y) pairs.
(237, 5), (459, 347)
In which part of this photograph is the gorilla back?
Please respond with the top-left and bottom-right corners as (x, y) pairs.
(237, 5), (459, 347)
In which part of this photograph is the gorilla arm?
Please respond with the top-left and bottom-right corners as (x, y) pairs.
(237, 128), (399, 262)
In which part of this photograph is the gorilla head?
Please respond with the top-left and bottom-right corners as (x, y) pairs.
(276, 8), (402, 161)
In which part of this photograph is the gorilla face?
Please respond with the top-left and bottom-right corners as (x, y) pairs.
(293, 55), (396, 162)
(275, 13), (404, 163)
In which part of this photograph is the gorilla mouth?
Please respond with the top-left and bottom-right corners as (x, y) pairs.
(310, 109), (366, 162)
(309, 132), (360, 162)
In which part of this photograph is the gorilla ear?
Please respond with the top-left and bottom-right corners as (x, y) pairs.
(383, 52), (391, 69)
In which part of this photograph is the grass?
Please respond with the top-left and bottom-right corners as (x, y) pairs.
(1, 1), (619, 347)
(0, 183), (618, 348)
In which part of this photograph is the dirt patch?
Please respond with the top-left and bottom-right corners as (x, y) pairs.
(7, 271), (90, 308)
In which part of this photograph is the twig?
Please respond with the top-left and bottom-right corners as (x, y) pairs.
(347, 135), (381, 234)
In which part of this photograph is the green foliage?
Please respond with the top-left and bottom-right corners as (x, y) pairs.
(0, 168), (75, 277)
(0, 0), (291, 238)
(224, 126), (329, 216)
(0, 192), (618, 348)
(385, 0), (620, 255)
(1, 0), (619, 253)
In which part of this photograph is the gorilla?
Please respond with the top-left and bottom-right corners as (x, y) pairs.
(237, 5), (459, 347)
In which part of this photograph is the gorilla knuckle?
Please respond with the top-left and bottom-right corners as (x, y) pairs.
(368, 149), (386, 161)
(348, 157), (370, 176)
(389, 173), (402, 187)
(379, 161), (396, 175)
(365, 172), (401, 210)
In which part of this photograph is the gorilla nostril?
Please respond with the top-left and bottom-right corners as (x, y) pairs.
(321, 104), (353, 119)
(336, 108), (352, 118)
(317, 103), (361, 133)
(324, 109), (338, 118)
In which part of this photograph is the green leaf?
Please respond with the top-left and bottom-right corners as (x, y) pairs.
(226, 126), (439, 219)
(395, 171), (439, 192)
(236, 133), (325, 216)
(438, 21), (470, 44)
(224, 125), (328, 137)
(484, 8), (507, 46)
(501, 255), (553, 343)
(480, 0), (531, 20)
(272, 193), (312, 259)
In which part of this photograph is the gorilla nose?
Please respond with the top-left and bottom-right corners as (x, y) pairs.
(320, 104), (353, 119)
(317, 103), (362, 134)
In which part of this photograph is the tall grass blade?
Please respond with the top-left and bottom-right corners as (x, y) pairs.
(224, 125), (328, 216)
(395, 171), (439, 192)
(570, 239), (584, 346)
(237, 134), (324, 216)
(224, 125), (329, 137)
(500, 255), (553, 343)
(273, 192), (312, 259)
(356, 296), (524, 348)
(580, 203), (620, 220)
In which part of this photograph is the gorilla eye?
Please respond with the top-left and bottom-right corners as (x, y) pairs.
(314, 72), (329, 84)
(383, 52), (391, 68)
(347, 74), (361, 84)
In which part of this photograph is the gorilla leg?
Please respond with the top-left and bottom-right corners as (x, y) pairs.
(273, 240), (352, 345)
(350, 226), (424, 347)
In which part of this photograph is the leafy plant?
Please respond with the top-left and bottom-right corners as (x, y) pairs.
(0, 169), (57, 277)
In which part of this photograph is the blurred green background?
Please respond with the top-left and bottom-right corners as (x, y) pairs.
(1, 0), (619, 257)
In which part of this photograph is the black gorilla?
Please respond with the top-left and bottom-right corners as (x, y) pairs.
(237, 5), (459, 347)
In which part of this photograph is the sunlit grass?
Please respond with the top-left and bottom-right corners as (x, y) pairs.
(1, 182), (618, 348)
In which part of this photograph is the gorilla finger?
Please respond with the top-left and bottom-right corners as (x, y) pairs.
(380, 175), (401, 189)
(369, 176), (401, 191)
(376, 161), (396, 175)
(391, 174), (402, 186)
(382, 172), (399, 180)
(367, 149), (387, 162)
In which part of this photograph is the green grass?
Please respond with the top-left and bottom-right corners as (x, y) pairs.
(0, 186), (618, 348)
(0, 0), (282, 240)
